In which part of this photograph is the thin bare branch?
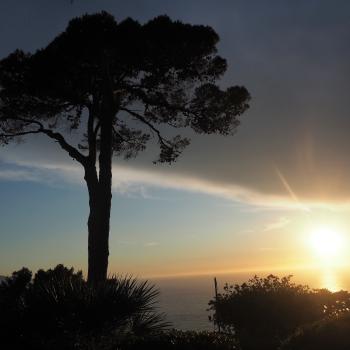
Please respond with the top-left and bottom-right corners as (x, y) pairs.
(1, 116), (87, 166)
(41, 129), (87, 165)
(120, 107), (170, 148)
(0, 129), (42, 138)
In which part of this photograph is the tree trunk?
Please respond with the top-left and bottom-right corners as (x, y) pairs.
(84, 165), (112, 285)
(85, 66), (115, 285)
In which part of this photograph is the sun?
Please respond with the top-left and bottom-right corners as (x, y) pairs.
(309, 227), (343, 259)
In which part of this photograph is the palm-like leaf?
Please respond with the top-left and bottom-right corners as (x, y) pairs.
(0, 265), (168, 349)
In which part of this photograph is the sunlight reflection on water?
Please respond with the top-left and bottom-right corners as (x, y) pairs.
(321, 269), (340, 291)
(304, 267), (350, 291)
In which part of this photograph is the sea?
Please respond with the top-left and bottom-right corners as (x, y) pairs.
(151, 267), (350, 330)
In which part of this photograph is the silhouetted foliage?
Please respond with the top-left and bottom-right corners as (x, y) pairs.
(94, 330), (239, 350)
(0, 12), (250, 284)
(0, 265), (167, 350)
(281, 313), (350, 350)
(208, 275), (350, 350)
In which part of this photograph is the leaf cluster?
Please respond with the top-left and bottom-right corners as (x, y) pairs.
(0, 264), (167, 350)
(99, 330), (239, 350)
(208, 275), (350, 350)
(281, 313), (350, 350)
(0, 12), (250, 163)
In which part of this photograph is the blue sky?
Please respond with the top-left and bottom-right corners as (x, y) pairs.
(1, 0), (350, 278)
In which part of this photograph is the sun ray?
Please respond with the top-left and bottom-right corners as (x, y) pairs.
(275, 167), (310, 212)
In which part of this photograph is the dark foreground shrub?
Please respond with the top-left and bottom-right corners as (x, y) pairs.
(281, 313), (350, 350)
(97, 330), (239, 350)
(0, 265), (167, 350)
(209, 275), (350, 350)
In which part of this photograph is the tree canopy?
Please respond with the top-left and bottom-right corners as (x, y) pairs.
(0, 12), (250, 164)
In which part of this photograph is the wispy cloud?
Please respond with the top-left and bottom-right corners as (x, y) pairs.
(263, 217), (291, 232)
(0, 169), (39, 182)
(2, 157), (350, 211)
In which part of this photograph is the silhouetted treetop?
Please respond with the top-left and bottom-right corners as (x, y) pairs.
(0, 11), (249, 163)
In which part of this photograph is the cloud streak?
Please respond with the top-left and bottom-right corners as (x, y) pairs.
(2, 157), (350, 212)
(0, 169), (40, 182)
(263, 217), (291, 232)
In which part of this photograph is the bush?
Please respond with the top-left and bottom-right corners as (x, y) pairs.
(0, 265), (167, 350)
(281, 313), (350, 350)
(208, 275), (350, 350)
(102, 330), (239, 350)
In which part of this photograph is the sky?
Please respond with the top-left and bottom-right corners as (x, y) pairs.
(1, 0), (350, 282)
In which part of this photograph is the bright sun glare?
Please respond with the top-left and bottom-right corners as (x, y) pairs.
(309, 227), (343, 259)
